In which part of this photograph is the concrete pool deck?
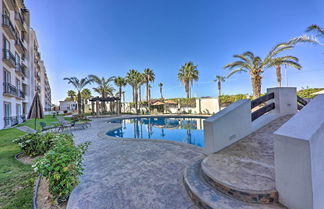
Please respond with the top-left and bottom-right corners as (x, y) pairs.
(67, 117), (206, 209)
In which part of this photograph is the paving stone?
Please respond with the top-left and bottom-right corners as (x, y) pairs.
(16, 126), (36, 133)
(67, 117), (205, 209)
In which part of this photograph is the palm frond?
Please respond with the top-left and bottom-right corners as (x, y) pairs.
(227, 68), (247, 78)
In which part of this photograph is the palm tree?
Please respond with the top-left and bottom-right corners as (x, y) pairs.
(81, 88), (91, 113)
(306, 25), (324, 37)
(138, 74), (145, 106)
(114, 76), (127, 114)
(214, 75), (225, 109)
(67, 90), (76, 101)
(88, 75), (115, 112)
(225, 36), (317, 98)
(64, 77), (92, 114)
(158, 82), (163, 98)
(143, 68), (155, 109)
(178, 62), (199, 98)
(126, 69), (142, 113)
(266, 36), (319, 87)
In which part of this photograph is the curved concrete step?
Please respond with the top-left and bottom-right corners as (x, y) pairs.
(183, 160), (286, 209)
(201, 155), (277, 204)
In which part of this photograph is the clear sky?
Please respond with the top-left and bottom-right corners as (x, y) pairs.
(25, 0), (324, 104)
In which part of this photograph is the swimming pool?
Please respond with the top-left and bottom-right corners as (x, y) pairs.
(106, 117), (205, 147)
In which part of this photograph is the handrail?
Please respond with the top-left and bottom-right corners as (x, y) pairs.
(251, 103), (275, 121)
(251, 92), (274, 109)
(297, 96), (308, 106)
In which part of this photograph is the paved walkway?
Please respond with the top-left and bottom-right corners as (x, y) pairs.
(67, 118), (205, 209)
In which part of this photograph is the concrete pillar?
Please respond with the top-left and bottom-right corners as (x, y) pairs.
(267, 87), (297, 115)
(274, 95), (324, 209)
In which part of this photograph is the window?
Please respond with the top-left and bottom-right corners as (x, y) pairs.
(4, 102), (11, 127)
(16, 104), (21, 117)
(3, 5), (9, 17)
(3, 69), (11, 84)
(16, 78), (20, 90)
(3, 36), (10, 51)
(15, 52), (20, 66)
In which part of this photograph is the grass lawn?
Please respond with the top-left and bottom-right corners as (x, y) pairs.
(0, 128), (36, 209)
(17, 114), (60, 131)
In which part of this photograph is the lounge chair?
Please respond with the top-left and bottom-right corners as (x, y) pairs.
(40, 122), (57, 132)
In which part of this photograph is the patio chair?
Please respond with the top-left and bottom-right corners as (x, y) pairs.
(70, 120), (87, 130)
(40, 122), (57, 132)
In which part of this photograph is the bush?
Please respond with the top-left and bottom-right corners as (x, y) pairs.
(297, 88), (324, 99)
(219, 94), (250, 107)
(13, 132), (59, 157)
(33, 135), (90, 201)
(71, 114), (90, 121)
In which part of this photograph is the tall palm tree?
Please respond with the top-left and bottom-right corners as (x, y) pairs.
(138, 74), (145, 106)
(225, 36), (317, 98)
(67, 90), (76, 101)
(224, 51), (264, 99)
(265, 36), (318, 87)
(158, 82), (163, 98)
(143, 68), (155, 109)
(88, 75), (115, 112)
(114, 76), (127, 114)
(178, 62), (199, 98)
(64, 77), (92, 114)
(214, 75), (225, 109)
(81, 88), (91, 113)
(126, 69), (142, 113)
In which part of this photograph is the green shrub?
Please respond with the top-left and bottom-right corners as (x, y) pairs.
(71, 114), (90, 121)
(297, 88), (324, 99)
(13, 132), (59, 157)
(219, 94), (250, 107)
(33, 135), (90, 202)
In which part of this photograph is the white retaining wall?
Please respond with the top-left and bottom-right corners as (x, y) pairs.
(274, 95), (324, 209)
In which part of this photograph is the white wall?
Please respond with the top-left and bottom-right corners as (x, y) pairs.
(204, 99), (252, 153)
(274, 95), (324, 209)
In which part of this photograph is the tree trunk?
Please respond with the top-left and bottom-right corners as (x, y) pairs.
(135, 87), (138, 113)
(160, 87), (163, 99)
(218, 81), (221, 110)
(185, 82), (190, 98)
(251, 74), (262, 99)
(77, 91), (81, 115)
(139, 85), (142, 107)
(146, 82), (150, 110)
(119, 86), (122, 114)
(276, 65), (282, 87)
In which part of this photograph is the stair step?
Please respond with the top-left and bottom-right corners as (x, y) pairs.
(183, 159), (286, 209)
(201, 155), (278, 204)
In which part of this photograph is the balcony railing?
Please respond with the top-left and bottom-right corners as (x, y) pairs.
(2, 15), (16, 39)
(4, 116), (21, 128)
(3, 82), (18, 96)
(3, 82), (25, 99)
(16, 63), (26, 76)
(3, 49), (16, 68)
(15, 11), (24, 29)
(15, 38), (26, 53)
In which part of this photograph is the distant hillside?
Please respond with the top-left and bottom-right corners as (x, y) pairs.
(297, 88), (324, 99)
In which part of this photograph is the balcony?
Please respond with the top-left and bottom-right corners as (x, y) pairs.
(2, 15), (16, 39)
(17, 89), (25, 99)
(35, 72), (41, 81)
(3, 49), (16, 68)
(15, 63), (26, 77)
(15, 38), (26, 54)
(15, 11), (24, 30)
(3, 82), (18, 97)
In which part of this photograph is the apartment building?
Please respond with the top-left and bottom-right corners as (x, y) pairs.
(0, 0), (51, 129)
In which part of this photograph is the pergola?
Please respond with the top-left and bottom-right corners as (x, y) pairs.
(89, 96), (121, 115)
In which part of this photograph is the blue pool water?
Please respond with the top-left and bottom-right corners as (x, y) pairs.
(106, 117), (205, 147)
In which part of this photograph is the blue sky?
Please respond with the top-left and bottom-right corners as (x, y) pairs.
(25, 0), (324, 104)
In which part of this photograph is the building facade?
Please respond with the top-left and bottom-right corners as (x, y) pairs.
(0, 0), (51, 129)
